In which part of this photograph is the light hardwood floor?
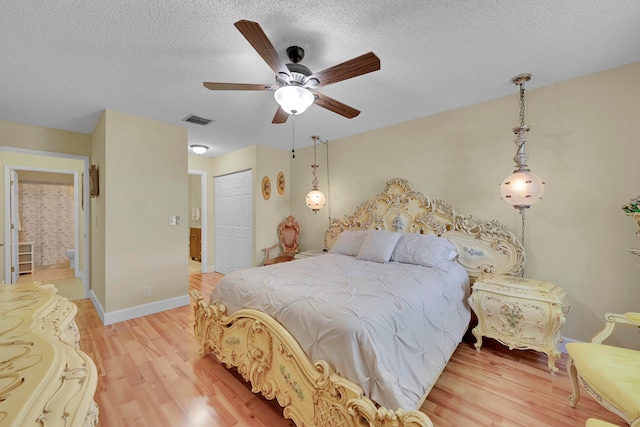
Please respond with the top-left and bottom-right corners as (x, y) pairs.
(17, 264), (84, 301)
(73, 272), (626, 427)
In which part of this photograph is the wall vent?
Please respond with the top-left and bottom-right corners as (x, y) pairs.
(182, 114), (214, 126)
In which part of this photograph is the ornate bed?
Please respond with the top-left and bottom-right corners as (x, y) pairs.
(191, 178), (524, 427)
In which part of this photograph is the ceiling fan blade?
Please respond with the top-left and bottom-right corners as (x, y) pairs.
(203, 82), (271, 91)
(314, 92), (360, 119)
(310, 52), (380, 88)
(272, 106), (289, 124)
(234, 20), (290, 78)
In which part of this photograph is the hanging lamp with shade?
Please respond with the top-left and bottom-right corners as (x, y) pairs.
(500, 73), (545, 214)
(306, 136), (326, 212)
(499, 74), (545, 276)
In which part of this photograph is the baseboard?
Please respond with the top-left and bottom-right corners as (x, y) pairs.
(89, 290), (106, 323)
(89, 291), (189, 325)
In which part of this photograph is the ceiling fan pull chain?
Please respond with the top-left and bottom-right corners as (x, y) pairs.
(291, 114), (296, 158)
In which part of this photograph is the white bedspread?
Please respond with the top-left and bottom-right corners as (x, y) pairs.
(210, 253), (470, 410)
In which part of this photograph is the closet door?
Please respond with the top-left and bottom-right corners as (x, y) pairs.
(214, 170), (252, 274)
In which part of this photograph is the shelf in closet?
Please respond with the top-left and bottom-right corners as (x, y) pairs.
(18, 241), (35, 274)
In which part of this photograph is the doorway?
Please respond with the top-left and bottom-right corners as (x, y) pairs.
(188, 170), (207, 274)
(3, 152), (89, 300)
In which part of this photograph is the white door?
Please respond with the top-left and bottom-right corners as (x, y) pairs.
(214, 170), (252, 274)
(10, 170), (19, 284)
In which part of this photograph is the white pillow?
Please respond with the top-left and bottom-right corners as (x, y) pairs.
(329, 230), (368, 256)
(356, 231), (402, 263)
(391, 233), (458, 268)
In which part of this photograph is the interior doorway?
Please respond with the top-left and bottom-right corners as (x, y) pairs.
(3, 150), (89, 300)
(188, 170), (207, 273)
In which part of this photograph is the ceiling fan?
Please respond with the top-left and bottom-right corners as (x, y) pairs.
(203, 20), (381, 124)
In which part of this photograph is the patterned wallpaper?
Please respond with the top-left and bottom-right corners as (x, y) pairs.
(18, 183), (74, 267)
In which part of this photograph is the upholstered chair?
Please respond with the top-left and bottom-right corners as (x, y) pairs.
(263, 215), (300, 265)
(586, 419), (622, 427)
(566, 312), (640, 427)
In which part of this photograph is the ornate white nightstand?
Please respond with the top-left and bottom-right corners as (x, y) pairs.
(468, 272), (570, 374)
(294, 249), (326, 259)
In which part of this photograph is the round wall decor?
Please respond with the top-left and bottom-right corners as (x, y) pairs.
(262, 175), (271, 200)
(277, 171), (285, 195)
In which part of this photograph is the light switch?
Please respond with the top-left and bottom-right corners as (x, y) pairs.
(169, 215), (180, 225)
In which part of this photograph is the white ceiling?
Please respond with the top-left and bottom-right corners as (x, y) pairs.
(2, 1), (640, 157)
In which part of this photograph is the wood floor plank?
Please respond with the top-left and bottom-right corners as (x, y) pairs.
(72, 272), (626, 426)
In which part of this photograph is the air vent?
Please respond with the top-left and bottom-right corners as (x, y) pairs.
(182, 114), (214, 126)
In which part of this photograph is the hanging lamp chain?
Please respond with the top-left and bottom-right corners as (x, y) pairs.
(511, 74), (531, 174)
(520, 211), (526, 277)
(519, 83), (526, 127)
(313, 138), (317, 165)
(311, 138), (319, 190)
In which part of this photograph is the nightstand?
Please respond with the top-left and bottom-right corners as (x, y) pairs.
(294, 249), (326, 259)
(468, 272), (570, 374)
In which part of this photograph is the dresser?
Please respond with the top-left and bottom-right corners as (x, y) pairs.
(0, 282), (99, 426)
(190, 227), (201, 261)
(468, 273), (570, 374)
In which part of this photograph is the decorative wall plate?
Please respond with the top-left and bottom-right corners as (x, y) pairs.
(277, 171), (285, 195)
(262, 176), (271, 200)
(89, 164), (99, 198)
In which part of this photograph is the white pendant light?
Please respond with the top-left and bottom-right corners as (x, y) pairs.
(190, 145), (208, 155)
(274, 85), (314, 115)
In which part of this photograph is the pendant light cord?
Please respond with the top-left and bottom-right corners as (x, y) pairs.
(311, 136), (332, 225)
(325, 139), (331, 224)
(291, 114), (296, 158)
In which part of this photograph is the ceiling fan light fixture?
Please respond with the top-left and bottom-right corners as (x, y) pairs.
(190, 145), (208, 155)
(274, 85), (314, 115)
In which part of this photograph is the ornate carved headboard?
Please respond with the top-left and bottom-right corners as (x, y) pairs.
(324, 178), (525, 278)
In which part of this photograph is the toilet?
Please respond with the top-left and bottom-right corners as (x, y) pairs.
(65, 249), (75, 269)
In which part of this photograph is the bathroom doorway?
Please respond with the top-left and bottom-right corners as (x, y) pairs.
(3, 154), (88, 301)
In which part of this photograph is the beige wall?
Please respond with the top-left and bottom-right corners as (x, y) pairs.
(0, 120), (92, 157)
(254, 144), (291, 263)
(90, 114), (106, 304)
(291, 62), (640, 348)
(92, 110), (189, 313)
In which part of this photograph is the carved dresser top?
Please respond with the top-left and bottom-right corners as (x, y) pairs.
(0, 282), (98, 426)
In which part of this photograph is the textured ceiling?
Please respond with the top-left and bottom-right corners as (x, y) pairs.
(2, 1), (640, 157)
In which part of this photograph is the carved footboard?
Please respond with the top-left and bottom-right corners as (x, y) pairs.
(191, 291), (434, 427)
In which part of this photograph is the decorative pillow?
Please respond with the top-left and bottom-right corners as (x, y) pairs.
(391, 233), (458, 268)
(356, 231), (402, 263)
(329, 230), (368, 256)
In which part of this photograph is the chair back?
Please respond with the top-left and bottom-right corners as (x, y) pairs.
(278, 215), (300, 257)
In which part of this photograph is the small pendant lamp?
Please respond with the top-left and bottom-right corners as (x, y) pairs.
(306, 137), (326, 212)
(500, 74), (545, 214)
